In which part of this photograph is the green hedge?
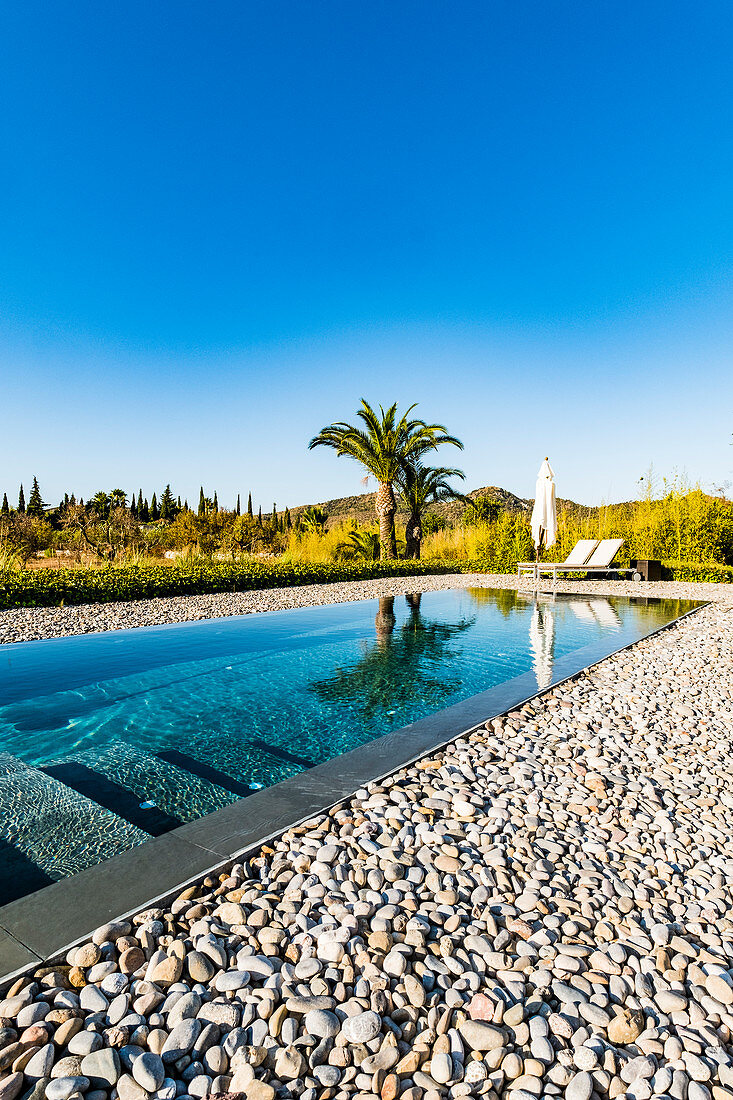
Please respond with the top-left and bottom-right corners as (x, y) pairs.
(0, 559), (457, 610)
(660, 560), (733, 583)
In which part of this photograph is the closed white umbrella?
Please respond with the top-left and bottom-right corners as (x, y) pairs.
(530, 458), (557, 557)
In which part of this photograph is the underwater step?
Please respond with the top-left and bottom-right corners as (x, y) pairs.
(249, 738), (318, 770)
(64, 741), (240, 823)
(41, 761), (181, 835)
(155, 749), (254, 798)
(0, 751), (149, 899)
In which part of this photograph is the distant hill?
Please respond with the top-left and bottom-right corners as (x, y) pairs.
(288, 484), (585, 528)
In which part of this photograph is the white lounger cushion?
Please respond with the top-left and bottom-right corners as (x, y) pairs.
(563, 539), (599, 566)
(585, 538), (624, 568)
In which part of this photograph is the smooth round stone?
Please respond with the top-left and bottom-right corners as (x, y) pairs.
(45, 1079), (90, 1100)
(67, 1034), (103, 1057)
(431, 1052), (454, 1084)
(214, 971), (250, 993)
(655, 991), (687, 1013)
(234, 955), (275, 979)
(116, 1075), (147, 1100)
(459, 1020), (505, 1052)
(341, 1011), (382, 1044)
(187, 1075), (212, 1098)
(79, 988), (108, 1013)
(100, 974), (128, 997)
(162, 1020), (202, 1063)
(25, 1045), (56, 1080)
(132, 1053), (165, 1093)
(565, 1072), (593, 1100)
(80, 1048), (121, 1088)
(312, 1066), (341, 1087)
(706, 976), (733, 1005)
(531, 1038), (555, 1065)
(51, 1059), (84, 1080)
(304, 1009), (340, 1039)
(574, 1048), (599, 1072)
(294, 958), (322, 980)
(155, 1079), (178, 1100)
(0, 1074), (24, 1100)
(186, 953), (216, 984)
(168, 992), (202, 1027)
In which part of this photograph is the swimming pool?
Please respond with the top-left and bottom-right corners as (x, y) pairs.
(0, 587), (697, 904)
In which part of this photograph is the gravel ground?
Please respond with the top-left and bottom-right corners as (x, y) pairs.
(0, 574), (731, 644)
(2, 599), (733, 1100)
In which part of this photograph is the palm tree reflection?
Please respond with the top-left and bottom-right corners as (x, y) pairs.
(466, 587), (522, 618)
(310, 593), (474, 721)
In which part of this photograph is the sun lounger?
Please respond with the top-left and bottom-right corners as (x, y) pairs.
(517, 539), (598, 577)
(519, 538), (639, 581)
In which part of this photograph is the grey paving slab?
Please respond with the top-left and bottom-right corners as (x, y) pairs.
(0, 926), (42, 986)
(0, 831), (220, 961)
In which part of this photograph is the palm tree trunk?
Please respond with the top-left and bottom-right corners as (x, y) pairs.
(376, 481), (397, 559)
(405, 512), (422, 559)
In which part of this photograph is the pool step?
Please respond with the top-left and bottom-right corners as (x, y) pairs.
(61, 742), (240, 823)
(249, 738), (318, 770)
(41, 761), (181, 836)
(0, 752), (149, 903)
(155, 749), (255, 798)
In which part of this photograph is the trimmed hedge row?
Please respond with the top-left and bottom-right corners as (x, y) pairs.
(2, 555), (729, 611)
(0, 559), (457, 610)
(660, 560), (733, 584)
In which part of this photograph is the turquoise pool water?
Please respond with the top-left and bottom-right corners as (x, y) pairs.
(0, 588), (696, 902)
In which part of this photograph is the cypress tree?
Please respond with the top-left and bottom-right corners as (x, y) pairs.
(183, 499), (189, 511)
(64, 492), (69, 509)
(198, 487), (205, 517)
(1, 493), (8, 515)
(130, 492), (137, 518)
(27, 476), (44, 517)
(140, 497), (149, 522)
(213, 491), (218, 513)
(138, 489), (144, 515)
(150, 492), (159, 520)
(18, 484), (25, 513)
(177, 496), (182, 510)
(236, 494), (241, 516)
(285, 507), (291, 530)
(79, 497), (84, 507)
(70, 493), (76, 506)
(247, 492), (253, 518)
(272, 503), (277, 527)
(257, 505), (263, 527)
(160, 484), (175, 521)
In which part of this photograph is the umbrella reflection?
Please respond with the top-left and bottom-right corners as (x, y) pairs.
(529, 598), (556, 690)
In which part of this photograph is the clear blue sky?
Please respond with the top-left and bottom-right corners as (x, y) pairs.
(1, 0), (732, 509)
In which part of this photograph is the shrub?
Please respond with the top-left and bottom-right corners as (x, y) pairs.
(0, 558), (457, 609)
(661, 560), (733, 583)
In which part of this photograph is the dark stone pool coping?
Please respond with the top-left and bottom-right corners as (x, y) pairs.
(0, 598), (705, 988)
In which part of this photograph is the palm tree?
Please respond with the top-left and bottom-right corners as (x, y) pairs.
(309, 400), (463, 559)
(301, 506), (328, 533)
(398, 463), (466, 560)
(336, 526), (381, 562)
